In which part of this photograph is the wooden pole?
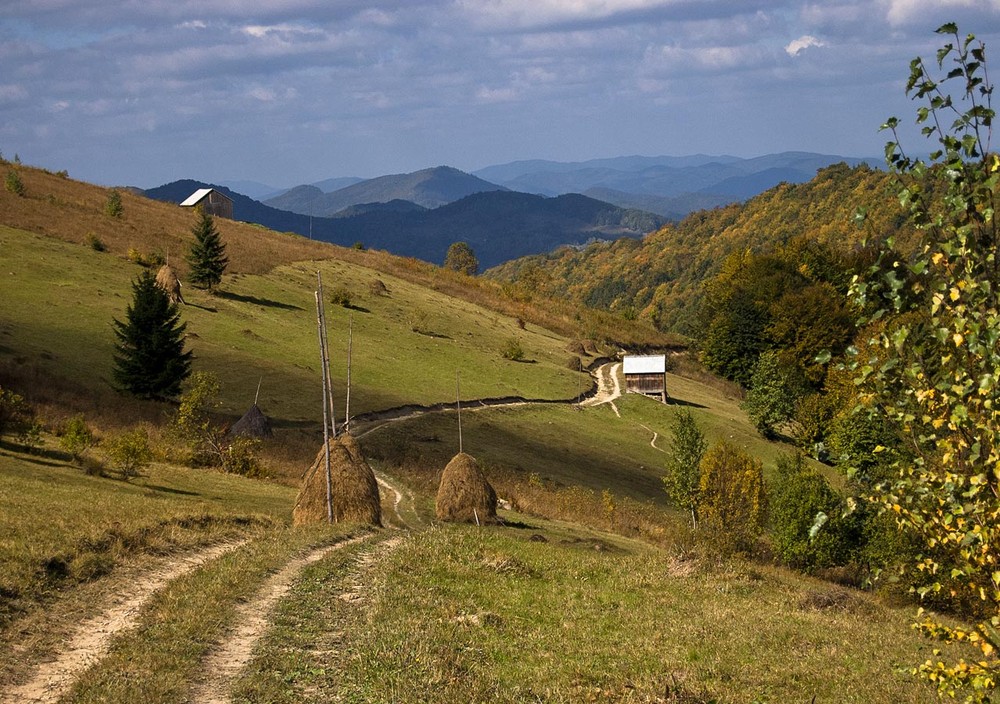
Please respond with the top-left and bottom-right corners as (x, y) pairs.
(457, 370), (463, 454)
(254, 376), (262, 406)
(345, 313), (353, 434)
(316, 272), (338, 438)
(315, 290), (333, 524)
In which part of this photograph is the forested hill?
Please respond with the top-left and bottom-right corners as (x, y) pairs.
(486, 163), (917, 334)
(143, 181), (665, 269)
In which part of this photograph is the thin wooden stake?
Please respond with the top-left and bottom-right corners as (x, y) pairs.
(345, 313), (353, 434)
(457, 370), (463, 454)
(254, 376), (262, 406)
(315, 290), (333, 524)
(316, 272), (338, 438)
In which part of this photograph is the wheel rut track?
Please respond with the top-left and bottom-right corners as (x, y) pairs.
(0, 540), (247, 704)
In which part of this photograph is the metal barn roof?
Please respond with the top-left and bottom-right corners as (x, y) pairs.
(180, 188), (215, 206)
(622, 354), (666, 375)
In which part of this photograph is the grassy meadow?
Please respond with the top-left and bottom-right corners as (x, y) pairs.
(0, 163), (984, 703)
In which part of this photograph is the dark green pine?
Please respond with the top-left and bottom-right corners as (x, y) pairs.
(186, 209), (229, 290)
(112, 271), (193, 399)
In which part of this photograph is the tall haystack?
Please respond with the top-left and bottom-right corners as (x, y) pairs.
(155, 264), (185, 304)
(293, 436), (381, 527)
(435, 452), (498, 524)
(229, 403), (272, 439)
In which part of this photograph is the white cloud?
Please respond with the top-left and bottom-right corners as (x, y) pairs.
(785, 34), (824, 55)
(0, 84), (29, 103)
(883, 0), (999, 27)
(476, 85), (520, 103)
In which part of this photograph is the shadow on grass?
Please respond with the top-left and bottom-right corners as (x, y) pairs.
(214, 290), (303, 311)
(0, 440), (70, 467)
(414, 329), (451, 339)
(184, 301), (218, 312)
(143, 484), (201, 496)
(666, 397), (707, 409)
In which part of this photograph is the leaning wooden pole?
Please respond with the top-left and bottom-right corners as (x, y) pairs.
(314, 289), (333, 524)
(316, 272), (338, 439)
(457, 370), (463, 454)
(345, 314), (353, 435)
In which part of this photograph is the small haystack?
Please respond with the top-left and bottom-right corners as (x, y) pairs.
(229, 403), (272, 439)
(293, 436), (381, 527)
(435, 452), (498, 524)
(155, 264), (185, 304)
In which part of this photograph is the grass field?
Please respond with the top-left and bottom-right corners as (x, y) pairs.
(0, 166), (980, 702)
(1, 227), (585, 427)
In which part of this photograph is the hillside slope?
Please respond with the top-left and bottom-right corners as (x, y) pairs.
(488, 163), (913, 333)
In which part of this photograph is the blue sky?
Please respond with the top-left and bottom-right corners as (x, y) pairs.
(2, 0), (999, 188)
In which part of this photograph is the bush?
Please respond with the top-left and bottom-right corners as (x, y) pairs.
(104, 427), (153, 479)
(698, 441), (766, 557)
(662, 409), (707, 528)
(500, 337), (524, 361)
(369, 278), (389, 296)
(329, 286), (352, 308)
(5, 170), (24, 196)
(104, 189), (123, 218)
(221, 436), (264, 478)
(0, 386), (32, 438)
(769, 453), (854, 570)
(60, 414), (95, 463)
(127, 248), (165, 268)
(86, 233), (107, 252)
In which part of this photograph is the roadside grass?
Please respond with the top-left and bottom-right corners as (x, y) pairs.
(0, 439), (296, 630)
(61, 525), (366, 704)
(236, 524), (950, 703)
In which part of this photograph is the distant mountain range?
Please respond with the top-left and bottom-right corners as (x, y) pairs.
(151, 152), (875, 268)
(263, 166), (505, 216)
(143, 177), (663, 269)
(247, 151), (878, 221)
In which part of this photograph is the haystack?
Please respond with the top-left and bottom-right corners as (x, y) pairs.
(435, 452), (498, 524)
(293, 436), (381, 527)
(155, 264), (185, 304)
(229, 403), (272, 439)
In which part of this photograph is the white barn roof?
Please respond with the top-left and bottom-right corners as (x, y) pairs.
(180, 188), (214, 206)
(623, 354), (666, 375)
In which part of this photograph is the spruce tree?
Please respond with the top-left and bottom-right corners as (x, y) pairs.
(112, 271), (193, 399)
(186, 209), (228, 290)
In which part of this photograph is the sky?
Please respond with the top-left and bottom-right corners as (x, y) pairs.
(2, 1), (999, 189)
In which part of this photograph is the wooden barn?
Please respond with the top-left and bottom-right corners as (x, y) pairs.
(181, 188), (234, 219)
(623, 354), (667, 403)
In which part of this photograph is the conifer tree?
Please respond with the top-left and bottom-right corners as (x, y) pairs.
(186, 209), (228, 290)
(112, 270), (192, 399)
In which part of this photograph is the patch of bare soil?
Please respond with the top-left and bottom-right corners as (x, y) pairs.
(189, 535), (373, 704)
(580, 362), (622, 416)
(0, 540), (247, 704)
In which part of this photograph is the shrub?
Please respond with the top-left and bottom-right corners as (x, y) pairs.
(127, 248), (165, 268)
(5, 170), (24, 196)
(60, 414), (95, 463)
(769, 453), (854, 570)
(104, 189), (123, 218)
(86, 233), (107, 252)
(698, 441), (766, 557)
(500, 337), (524, 361)
(741, 351), (801, 438)
(104, 427), (153, 479)
(56, 170), (68, 179)
(0, 386), (32, 438)
(221, 436), (265, 478)
(329, 286), (352, 308)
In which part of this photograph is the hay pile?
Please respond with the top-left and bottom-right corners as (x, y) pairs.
(435, 452), (498, 524)
(229, 403), (272, 439)
(293, 436), (381, 527)
(155, 265), (184, 304)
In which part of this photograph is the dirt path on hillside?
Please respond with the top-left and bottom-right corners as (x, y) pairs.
(189, 535), (372, 704)
(580, 362), (621, 416)
(638, 423), (665, 452)
(376, 474), (418, 529)
(1, 540), (247, 704)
